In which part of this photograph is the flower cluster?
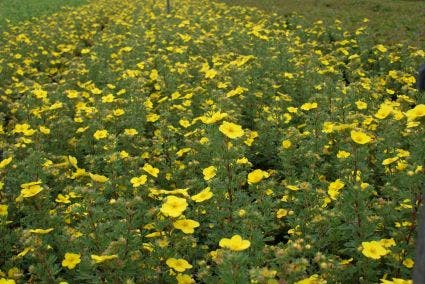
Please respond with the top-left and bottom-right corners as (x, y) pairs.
(0, 0), (423, 283)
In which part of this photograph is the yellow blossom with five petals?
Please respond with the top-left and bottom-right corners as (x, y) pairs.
(203, 166), (217, 181)
(173, 219), (200, 234)
(166, 258), (192, 272)
(219, 235), (251, 251)
(160, 196), (188, 217)
(247, 169), (269, 185)
(62, 253), (81, 269)
(361, 241), (388, 259)
(20, 181), (43, 198)
(130, 175), (148, 187)
(350, 130), (372, 145)
(219, 121), (244, 139)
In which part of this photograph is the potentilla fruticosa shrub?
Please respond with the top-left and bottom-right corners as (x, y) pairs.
(0, 0), (424, 283)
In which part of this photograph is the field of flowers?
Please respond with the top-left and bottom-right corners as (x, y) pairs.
(0, 0), (87, 30)
(0, 0), (424, 283)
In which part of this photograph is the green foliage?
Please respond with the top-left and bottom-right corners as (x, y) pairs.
(0, 0), (424, 283)
(220, 0), (425, 47)
(0, 0), (88, 31)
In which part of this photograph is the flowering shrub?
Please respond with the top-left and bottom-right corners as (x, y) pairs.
(0, 0), (424, 283)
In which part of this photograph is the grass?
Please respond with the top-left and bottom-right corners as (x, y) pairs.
(220, 0), (425, 48)
(0, 0), (88, 31)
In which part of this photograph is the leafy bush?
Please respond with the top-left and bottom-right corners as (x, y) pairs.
(0, 0), (424, 283)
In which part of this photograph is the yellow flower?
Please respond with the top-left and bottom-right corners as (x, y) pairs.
(281, 140), (292, 149)
(39, 126), (50, 134)
(62, 253), (81, 269)
(101, 94), (115, 103)
(327, 188), (340, 200)
(327, 179), (345, 200)
(55, 194), (71, 203)
(13, 123), (35, 136)
(226, 86), (247, 98)
(238, 209), (246, 217)
(375, 104), (393, 119)
(382, 157), (399, 166)
(124, 128), (138, 136)
(130, 175), (147, 187)
(146, 113), (160, 122)
(203, 166), (217, 181)
(361, 241), (388, 259)
(402, 258), (414, 268)
(205, 69), (218, 79)
(219, 235), (251, 251)
(322, 122), (335, 133)
(0, 204), (8, 216)
(91, 87), (102, 95)
(176, 148), (191, 157)
(276, 209), (288, 218)
(300, 102), (318, 111)
(166, 258), (192, 272)
(66, 89), (79, 98)
(375, 44), (387, 53)
(179, 119), (191, 128)
(29, 228), (54, 234)
(350, 130), (372, 144)
(173, 219), (200, 234)
(89, 173), (109, 183)
(176, 274), (195, 284)
(200, 111), (228, 124)
(120, 151), (129, 159)
(91, 254), (118, 264)
(405, 104), (425, 121)
(143, 163), (159, 177)
(0, 278), (15, 284)
(286, 185), (299, 191)
(191, 187), (213, 202)
(247, 169), (269, 185)
(20, 181), (43, 198)
(70, 168), (88, 179)
(236, 157), (250, 164)
(160, 196), (188, 217)
(0, 157), (13, 169)
(7, 267), (21, 279)
(283, 113), (292, 123)
(355, 100), (368, 110)
(287, 107), (298, 113)
(380, 278), (412, 284)
(219, 121), (244, 139)
(68, 156), (78, 169)
(396, 149), (410, 158)
(93, 130), (108, 140)
(329, 179), (345, 191)
(340, 258), (353, 265)
(244, 130), (258, 146)
(150, 69), (159, 81)
(295, 274), (326, 284)
(337, 150), (351, 159)
(113, 109), (125, 116)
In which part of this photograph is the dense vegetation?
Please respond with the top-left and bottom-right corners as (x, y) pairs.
(221, 0), (425, 47)
(0, 0), (87, 30)
(0, 0), (424, 283)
